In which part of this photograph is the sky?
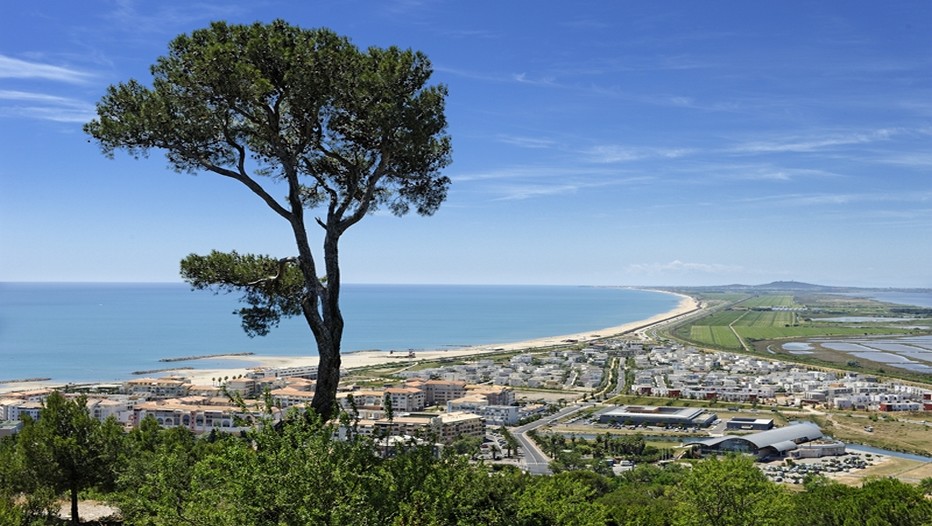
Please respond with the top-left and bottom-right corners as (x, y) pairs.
(1, 1), (931, 288)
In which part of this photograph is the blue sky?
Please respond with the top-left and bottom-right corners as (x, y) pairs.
(1, 1), (930, 287)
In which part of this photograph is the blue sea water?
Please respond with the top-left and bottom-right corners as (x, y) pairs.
(850, 291), (932, 309)
(0, 283), (680, 383)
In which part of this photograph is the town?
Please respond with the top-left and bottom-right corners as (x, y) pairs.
(4, 334), (930, 483)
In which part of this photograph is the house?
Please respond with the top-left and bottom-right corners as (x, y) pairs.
(384, 387), (426, 412)
(269, 386), (316, 409)
(347, 411), (483, 445)
(124, 377), (189, 398)
(0, 421), (22, 437)
(4, 401), (43, 421)
(338, 389), (386, 410)
(247, 365), (318, 380)
(132, 399), (273, 434)
(423, 380), (467, 406)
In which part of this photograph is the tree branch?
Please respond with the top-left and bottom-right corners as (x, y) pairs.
(202, 160), (292, 221)
(246, 256), (299, 286)
(337, 153), (390, 232)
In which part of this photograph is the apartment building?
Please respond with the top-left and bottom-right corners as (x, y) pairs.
(384, 387), (426, 412)
(423, 380), (467, 406)
(124, 377), (189, 398)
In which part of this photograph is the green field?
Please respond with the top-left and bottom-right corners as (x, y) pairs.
(732, 310), (796, 327)
(671, 292), (922, 352)
(688, 325), (742, 348)
(665, 288), (932, 384)
(734, 294), (801, 309)
(695, 310), (744, 326)
(737, 325), (902, 340)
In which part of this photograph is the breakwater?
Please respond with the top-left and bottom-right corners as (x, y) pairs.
(131, 367), (194, 375)
(0, 377), (51, 384)
(159, 352), (254, 363)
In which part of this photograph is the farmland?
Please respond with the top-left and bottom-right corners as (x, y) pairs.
(672, 293), (922, 352)
(735, 294), (802, 309)
(665, 288), (932, 384)
(688, 325), (742, 349)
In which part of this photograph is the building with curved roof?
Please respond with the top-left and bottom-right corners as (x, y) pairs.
(686, 422), (831, 459)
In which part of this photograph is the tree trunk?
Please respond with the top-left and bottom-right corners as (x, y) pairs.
(311, 339), (342, 418)
(70, 484), (79, 525)
(307, 224), (344, 419)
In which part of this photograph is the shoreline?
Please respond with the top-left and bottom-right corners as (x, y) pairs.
(0, 290), (699, 394)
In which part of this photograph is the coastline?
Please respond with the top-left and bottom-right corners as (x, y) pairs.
(0, 290), (699, 394)
(148, 290), (699, 388)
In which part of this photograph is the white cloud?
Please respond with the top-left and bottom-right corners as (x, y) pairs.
(0, 90), (95, 123)
(492, 183), (582, 201)
(104, 0), (245, 35)
(721, 165), (840, 182)
(0, 55), (93, 84)
(730, 128), (898, 154)
(583, 144), (694, 164)
(585, 145), (644, 163)
(481, 175), (652, 201)
(433, 66), (513, 83)
(496, 135), (557, 149)
(511, 72), (556, 86)
(626, 260), (743, 275)
(737, 191), (932, 208)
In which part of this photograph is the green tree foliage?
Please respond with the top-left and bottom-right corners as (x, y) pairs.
(921, 476), (932, 496)
(5, 398), (932, 526)
(85, 20), (452, 418)
(448, 435), (483, 459)
(516, 472), (609, 526)
(792, 477), (858, 526)
(499, 426), (520, 458)
(673, 455), (792, 526)
(104, 410), (622, 526)
(14, 392), (123, 525)
(600, 464), (687, 526)
(0, 438), (27, 525)
(792, 475), (932, 526)
(394, 459), (525, 526)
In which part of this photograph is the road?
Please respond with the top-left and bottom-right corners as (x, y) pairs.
(607, 357), (626, 397)
(509, 299), (709, 474)
(512, 403), (595, 474)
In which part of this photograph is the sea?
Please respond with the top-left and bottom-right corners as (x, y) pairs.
(0, 283), (681, 384)
(844, 291), (932, 309)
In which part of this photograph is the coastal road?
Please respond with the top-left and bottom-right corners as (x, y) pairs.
(511, 298), (708, 473)
(633, 301), (705, 341)
(513, 403), (595, 475)
(607, 357), (626, 397)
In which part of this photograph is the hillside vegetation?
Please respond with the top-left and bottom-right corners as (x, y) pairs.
(1, 393), (931, 525)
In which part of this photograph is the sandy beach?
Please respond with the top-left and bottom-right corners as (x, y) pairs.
(177, 291), (699, 386)
(1, 291), (699, 393)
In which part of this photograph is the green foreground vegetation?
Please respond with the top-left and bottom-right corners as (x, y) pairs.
(2, 392), (932, 526)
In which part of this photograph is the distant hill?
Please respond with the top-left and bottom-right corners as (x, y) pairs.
(661, 281), (930, 294)
(751, 281), (831, 291)
(663, 281), (843, 293)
